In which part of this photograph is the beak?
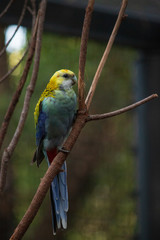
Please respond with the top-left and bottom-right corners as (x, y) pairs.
(71, 75), (77, 85)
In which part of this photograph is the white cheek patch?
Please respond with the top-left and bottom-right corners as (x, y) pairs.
(60, 79), (73, 90)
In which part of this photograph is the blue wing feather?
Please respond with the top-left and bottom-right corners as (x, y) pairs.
(36, 102), (47, 146)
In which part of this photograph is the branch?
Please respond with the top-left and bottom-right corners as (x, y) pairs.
(0, 1), (37, 84)
(9, 92), (158, 239)
(8, 0), (158, 239)
(78, 0), (95, 110)
(0, 13), (39, 153)
(10, 114), (86, 240)
(0, 46), (28, 83)
(0, 0), (28, 57)
(0, 0), (46, 192)
(9, 0), (131, 238)
(0, 0), (15, 18)
(87, 94), (158, 121)
(85, 0), (128, 110)
(29, 0), (37, 28)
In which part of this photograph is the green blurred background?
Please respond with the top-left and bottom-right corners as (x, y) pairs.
(0, 29), (138, 239)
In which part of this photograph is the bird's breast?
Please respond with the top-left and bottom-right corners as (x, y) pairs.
(42, 89), (77, 150)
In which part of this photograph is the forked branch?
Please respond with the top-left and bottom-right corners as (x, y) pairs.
(0, 0), (28, 57)
(8, 0), (158, 239)
(87, 94), (158, 121)
(85, 0), (128, 109)
(0, 46), (28, 83)
(0, 0), (46, 192)
(0, 11), (39, 153)
(78, 0), (95, 110)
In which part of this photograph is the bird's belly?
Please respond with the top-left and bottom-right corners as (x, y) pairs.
(43, 96), (76, 150)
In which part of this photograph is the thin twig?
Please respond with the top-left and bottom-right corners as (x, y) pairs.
(0, 13), (39, 153)
(30, 0), (37, 28)
(78, 0), (95, 111)
(0, 0), (28, 57)
(85, 0), (128, 109)
(0, 0), (45, 192)
(87, 94), (158, 121)
(0, 0), (15, 18)
(0, 46), (28, 83)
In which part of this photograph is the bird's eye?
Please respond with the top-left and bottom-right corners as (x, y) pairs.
(63, 73), (69, 78)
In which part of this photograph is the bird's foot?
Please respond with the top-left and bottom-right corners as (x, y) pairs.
(58, 146), (70, 154)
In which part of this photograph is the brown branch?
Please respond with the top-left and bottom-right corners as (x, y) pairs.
(0, 46), (28, 83)
(0, 0), (16, 18)
(78, 0), (95, 111)
(27, 0), (36, 16)
(8, 0), (130, 238)
(0, 14), (39, 153)
(9, 93), (158, 239)
(10, 114), (86, 240)
(87, 94), (158, 121)
(29, 0), (37, 28)
(0, 0), (28, 57)
(9, 93), (159, 239)
(0, 0), (37, 84)
(85, 0), (128, 109)
(8, 0), (158, 239)
(0, 0), (46, 192)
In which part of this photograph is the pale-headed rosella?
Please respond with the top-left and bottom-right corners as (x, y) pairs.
(33, 69), (77, 234)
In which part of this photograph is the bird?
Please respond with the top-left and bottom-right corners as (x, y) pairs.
(32, 69), (77, 234)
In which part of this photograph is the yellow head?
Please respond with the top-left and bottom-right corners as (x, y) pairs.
(34, 69), (77, 125)
(47, 69), (77, 91)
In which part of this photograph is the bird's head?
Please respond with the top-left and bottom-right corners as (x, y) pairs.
(49, 69), (77, 90)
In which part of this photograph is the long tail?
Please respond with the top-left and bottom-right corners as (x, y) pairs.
(44, 150), (69, 235)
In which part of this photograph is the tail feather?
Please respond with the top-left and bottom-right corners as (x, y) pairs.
(44, 150), (68, 234)
(51, 177), (60, 214)
(59, 162), (69, 212)
(59, 201), (67, 229)
(50, 186), (59, 235)
(59, 163), (67, 185)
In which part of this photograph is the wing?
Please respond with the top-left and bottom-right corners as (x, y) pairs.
(35, 101), (46, 145)
(33, 101), (46, 166)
